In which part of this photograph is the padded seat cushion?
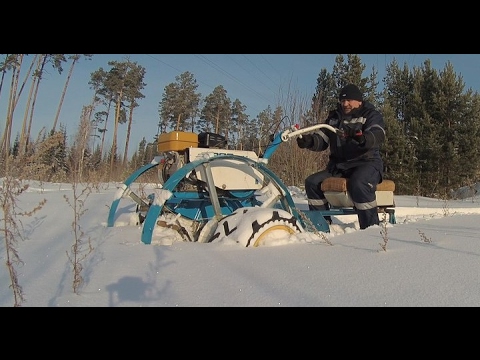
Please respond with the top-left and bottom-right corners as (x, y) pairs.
(321, 177), (395, 192)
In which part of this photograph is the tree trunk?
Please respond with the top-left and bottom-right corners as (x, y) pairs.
(1, 54), (24, 161)
(19, 55), (40, 156)
(110, 89), (124, 173)
(26, 55), (48, 154)
(123, 103), (134, 167)
(51, 56), (77, 134)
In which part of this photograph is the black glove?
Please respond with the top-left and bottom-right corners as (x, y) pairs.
(342, 126), (366, 145)
(297, 134), (313, 149)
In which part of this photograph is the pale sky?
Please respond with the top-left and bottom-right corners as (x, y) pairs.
(3, 54), (479, 157)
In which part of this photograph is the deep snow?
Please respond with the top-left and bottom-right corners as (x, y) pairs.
(1, 180), (480, 307)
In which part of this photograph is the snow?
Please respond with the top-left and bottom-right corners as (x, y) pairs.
(1, 180), (480, 307)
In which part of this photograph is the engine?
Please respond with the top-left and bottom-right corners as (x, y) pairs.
(157, 131), (228, 187)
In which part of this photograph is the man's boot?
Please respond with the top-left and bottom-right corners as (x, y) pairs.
(358, 208), (379, 229)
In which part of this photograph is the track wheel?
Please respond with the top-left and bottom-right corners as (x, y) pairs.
(209, 207), (304, 247)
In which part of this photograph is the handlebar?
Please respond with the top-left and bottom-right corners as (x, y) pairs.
(280, 123), (343, 142)
(261, 123), (343, 161)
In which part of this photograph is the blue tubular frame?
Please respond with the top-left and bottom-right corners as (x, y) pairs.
(139, 153), (328, 244)
(107, 162), (160, 227)
(107, 130), (333, 245)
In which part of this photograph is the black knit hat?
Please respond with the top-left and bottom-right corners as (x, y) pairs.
(339, 84), (363, 102)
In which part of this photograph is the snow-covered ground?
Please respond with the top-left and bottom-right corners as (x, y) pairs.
(1, 180), (480, 307)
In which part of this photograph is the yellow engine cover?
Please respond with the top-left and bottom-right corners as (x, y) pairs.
(157, 131), (199, 152)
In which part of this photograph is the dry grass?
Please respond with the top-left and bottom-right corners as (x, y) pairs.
(64, 108), (95, 294)
(298, 210), (333, 245)
(417, 229), (432, 243)
(1, 156), (47, 306)
(378, 211), (388, 252)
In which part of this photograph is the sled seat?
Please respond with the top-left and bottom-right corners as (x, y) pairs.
(321, 177), (395, 209)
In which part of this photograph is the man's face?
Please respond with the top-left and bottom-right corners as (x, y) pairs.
(340, 99), (362, 114)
